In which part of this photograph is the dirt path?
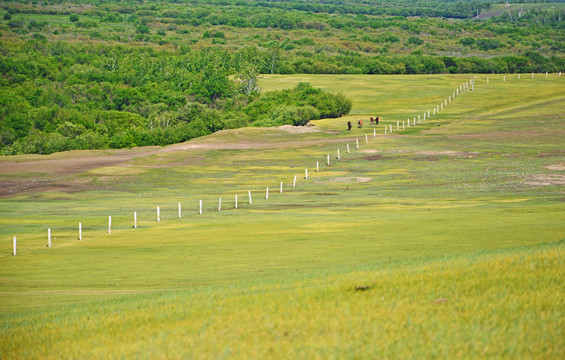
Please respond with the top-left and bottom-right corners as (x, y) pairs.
(0, 126), (358, 197)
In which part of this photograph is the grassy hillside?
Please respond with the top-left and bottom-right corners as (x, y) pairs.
(0, 74), (564, 358)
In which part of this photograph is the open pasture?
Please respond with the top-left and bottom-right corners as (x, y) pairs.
(1, 74), (564, 358)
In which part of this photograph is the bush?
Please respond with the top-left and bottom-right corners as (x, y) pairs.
(476, 38), (502, 51)
(407, 36), (424, 46)
(460, 37), (475, 46)
(136, 24), (150, 34)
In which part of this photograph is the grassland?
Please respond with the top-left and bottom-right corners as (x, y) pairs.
(1, 74), (564, 358)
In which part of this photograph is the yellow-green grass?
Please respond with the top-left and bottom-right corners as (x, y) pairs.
(1, 243), (563, 359)
(0, 74), (564, 358)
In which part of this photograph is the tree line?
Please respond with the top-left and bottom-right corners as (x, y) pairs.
(0, 42), (352, 155)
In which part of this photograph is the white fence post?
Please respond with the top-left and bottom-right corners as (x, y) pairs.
(178, 203), (181, 219)
(373, 129), (376, 138)
(346, 144), (350, 153)
(134, 211), (137, 228)
(218, 197), (222, 211)
(248, 191), (252, 205)
(356, 139), (359, 149)
(365, 134), (368, 143)
(108, 216), (112, 234)
(327, 154), (330, 166)
(199, 200), (203, 214)
(79, 222), (82, 240)
(235, 194), (238, 209)
(48, 228), (51, 248)
(265, 188), (269, 199)
(293, 175), (297, 188)
(316, 161), (319, 172)
(13, 236), (16, 256)
(305, 169), (308, 180)
(157, 206), (160, 222)
(337, 148), (341, 160)
(280, 181), (283, 193)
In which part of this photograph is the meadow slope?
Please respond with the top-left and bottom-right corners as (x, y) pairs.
(0, 74), (564, 358)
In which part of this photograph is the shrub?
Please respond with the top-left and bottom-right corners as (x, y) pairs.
(407, 36), (424, 46)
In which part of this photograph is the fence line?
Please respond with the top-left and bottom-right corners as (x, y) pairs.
(16, 75), (560, 253)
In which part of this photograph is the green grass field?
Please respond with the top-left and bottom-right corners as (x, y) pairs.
(1, 74), (564, 358)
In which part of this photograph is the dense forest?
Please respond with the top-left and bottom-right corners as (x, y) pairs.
(1, 0), (564, 155)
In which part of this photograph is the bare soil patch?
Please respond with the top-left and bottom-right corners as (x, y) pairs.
(415, 150), (478, 158)
(364, 154), (395, 161)
(448, 130), (565, 141)
(523, 174), (565, 186)
(323, 177), (372, 183)
(0, 178), (95, 198)
(277, 125), (323, 134)
(546, 164), (565, 171)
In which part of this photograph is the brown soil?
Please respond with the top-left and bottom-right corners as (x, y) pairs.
(523, 174), (565, 186)
(0, 126), (357, 197)
(318, 177), (372, 183)
(447, 130), (565, 140)
(546, 164), (565, 171)
(0, 178), (94, 197)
